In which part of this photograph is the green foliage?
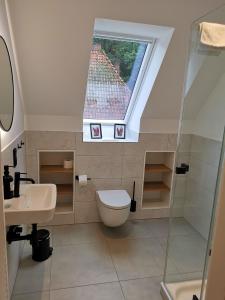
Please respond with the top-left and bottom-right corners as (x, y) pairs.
(93, 37), (139, 82)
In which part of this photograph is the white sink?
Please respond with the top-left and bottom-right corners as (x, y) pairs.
(4, 184), (56, 225)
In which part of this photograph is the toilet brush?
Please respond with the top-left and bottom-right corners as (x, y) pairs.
(130, 181), (136, 212)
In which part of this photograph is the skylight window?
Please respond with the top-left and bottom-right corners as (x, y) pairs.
(83, 19), (174, 142)
(84, 37), (149, 121)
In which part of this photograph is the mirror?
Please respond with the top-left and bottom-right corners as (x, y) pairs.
(0, 35), (14, 131)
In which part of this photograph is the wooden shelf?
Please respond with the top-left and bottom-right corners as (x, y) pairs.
(142, 152), (174, 211)
(40, 165), (73, 174)
(39, 152), (75, 225)
(55, 202), (73, 214)
(145, 164), (171, 173)
(144, 181), (170, 192)
(57, 184), (73, 195)
(142, 198), (170, 209)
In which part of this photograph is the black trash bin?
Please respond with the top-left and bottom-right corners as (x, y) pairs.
(32, 229), (53, 262)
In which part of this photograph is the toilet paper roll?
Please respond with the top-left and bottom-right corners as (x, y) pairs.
(78, 175), (87, 186)
(64, 160), (73, 169)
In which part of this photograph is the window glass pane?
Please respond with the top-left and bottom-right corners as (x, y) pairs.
(84, 37), (148, 120)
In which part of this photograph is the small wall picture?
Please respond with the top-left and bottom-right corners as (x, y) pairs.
(90, 123), (102, 139)
(114, 124), (126, 139)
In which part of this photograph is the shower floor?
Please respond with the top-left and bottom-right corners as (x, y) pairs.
(162, 279), (206, 300)
(11, 217), (206, 300)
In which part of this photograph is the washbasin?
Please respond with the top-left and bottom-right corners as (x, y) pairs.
(4, 184), (56, 225)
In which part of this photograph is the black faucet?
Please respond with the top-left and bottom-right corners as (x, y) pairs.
(3, 166), (14, 199)
(14, 172), (35, 198)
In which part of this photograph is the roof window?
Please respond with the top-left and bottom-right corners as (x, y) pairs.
(83, 19), (174, 142)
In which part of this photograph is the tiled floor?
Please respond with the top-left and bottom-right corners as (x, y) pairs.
(12, 218), (207, 300)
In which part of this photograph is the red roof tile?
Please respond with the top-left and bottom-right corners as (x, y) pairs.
(84, 45), (131, 120)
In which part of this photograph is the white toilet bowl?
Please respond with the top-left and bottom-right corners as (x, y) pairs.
(97, 190), (131, 227)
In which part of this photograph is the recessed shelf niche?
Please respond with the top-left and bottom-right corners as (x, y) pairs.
(38, 151), (75, 225)
(142, 152), (175, 209)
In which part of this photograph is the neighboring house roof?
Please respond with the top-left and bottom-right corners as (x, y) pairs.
(84, 44), (131, 120)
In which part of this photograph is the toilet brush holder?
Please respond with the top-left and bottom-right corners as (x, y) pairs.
(130, 181), (136, 212)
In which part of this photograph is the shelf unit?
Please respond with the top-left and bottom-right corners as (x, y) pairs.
(144, 181), (170, 192)
(38, 151), (75, 225)
(40, 165), (73, 174)
(145, 164), (171, 173)
(142, 152), (174, 209)
(57, 184), (73, 195)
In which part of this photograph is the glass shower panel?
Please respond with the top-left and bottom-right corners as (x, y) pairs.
(163, 5), (225, 300)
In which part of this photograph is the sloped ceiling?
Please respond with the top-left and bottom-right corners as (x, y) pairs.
(184, 51), (225, 120)
(7, 0), (225, 131)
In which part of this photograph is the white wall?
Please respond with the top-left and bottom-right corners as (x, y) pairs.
(0, 135), (9, 300)
(0, 0), (24, 151)
(8, 0), (225, 133)
(0, 0), (26, 297)
(194, 72), (225, 142)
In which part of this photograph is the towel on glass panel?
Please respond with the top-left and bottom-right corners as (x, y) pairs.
(199, 22), (225, 48)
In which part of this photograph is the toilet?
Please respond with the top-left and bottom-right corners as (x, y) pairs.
(97, 190), (131, 227)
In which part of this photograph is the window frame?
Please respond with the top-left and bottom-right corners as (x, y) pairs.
(83, 32), (156, 125)
(83, 19), (174, 142)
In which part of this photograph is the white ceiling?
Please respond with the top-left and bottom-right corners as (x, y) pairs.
(7, 0), (225, 131)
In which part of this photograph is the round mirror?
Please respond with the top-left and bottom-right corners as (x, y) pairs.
(0, 36), (14, 131)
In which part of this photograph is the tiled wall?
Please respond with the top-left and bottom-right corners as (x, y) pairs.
(184, 135), (222, 239)
(23, 131), (223, 237)
(25, 131), (177, 223)
(1, 133), (26, 296)
(168, 133), (222, 239)
(171, 134), (192, 217)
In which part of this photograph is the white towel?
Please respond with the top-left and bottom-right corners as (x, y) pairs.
(199, 22), (225, 48)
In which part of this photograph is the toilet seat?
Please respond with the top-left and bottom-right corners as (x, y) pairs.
(97, 190), (131, 210)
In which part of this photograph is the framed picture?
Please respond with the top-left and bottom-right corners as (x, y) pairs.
(114, 124), (126, 139)
(90, 123), (102, 139)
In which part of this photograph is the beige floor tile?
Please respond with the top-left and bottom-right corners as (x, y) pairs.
(145, 218), (169, 238)
(107, 238), (165, 280)
(13, 250), (51, 294)
(170, 218), (198, 236)
(153, 240), (178, 275)
(12, 218), (207, 298)
(50, 243), (118, 289)
(100, 220), (154, 241)
(121, 277), (162, 300)
(165, 271), (203, 283)
(157, 236), (168, 248)
(52, 223), (104, 246)
(50, 282), (124, 300)
(167, 234), (207, 274)
(12, 291), (50, 300)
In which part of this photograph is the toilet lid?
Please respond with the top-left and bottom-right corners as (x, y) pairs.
(97, 190), (131, 209)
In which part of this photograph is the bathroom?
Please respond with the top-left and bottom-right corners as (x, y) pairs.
(1, 0), (225, 299)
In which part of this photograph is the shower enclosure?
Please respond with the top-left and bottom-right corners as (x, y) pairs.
(161, 5), (225, 300)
